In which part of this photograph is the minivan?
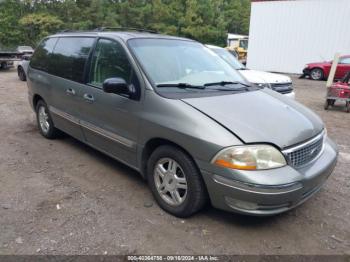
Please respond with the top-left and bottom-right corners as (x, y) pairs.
(27, 29), (338, 217)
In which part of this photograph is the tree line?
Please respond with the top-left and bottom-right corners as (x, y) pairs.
(0, 0), (250, 49)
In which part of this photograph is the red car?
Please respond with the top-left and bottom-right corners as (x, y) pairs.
(302, 55), (350, 80)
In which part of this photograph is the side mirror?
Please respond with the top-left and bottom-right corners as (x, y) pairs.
(102, 78), (131, 95)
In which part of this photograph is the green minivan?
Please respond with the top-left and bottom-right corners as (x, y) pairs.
(27, 30), (338, 217)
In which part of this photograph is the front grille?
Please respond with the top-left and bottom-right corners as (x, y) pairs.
(271, 83), (291, 87)
(284, 133), (324, 168)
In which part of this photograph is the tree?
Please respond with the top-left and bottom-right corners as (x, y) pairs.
(0, 0), (251, 48)
(19, 13), (63, 46)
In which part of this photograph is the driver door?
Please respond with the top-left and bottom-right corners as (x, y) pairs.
(78, 38), (143, 168)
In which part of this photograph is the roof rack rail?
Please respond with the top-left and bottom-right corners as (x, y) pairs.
(59, 29), (74, 32)
(93, 27), (158, 34)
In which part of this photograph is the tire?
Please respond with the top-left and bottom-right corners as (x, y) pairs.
(147, 145), (207, 217)
(35, 100), (60, 139)
(1, 62), (8, 70)
(324, 100), (329, 110)
(310, 68), (324, 81)
(346, 101), (350, 113)
(17, 66), (26, 81)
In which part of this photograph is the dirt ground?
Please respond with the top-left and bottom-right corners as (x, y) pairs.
(0, 68), (349, 255)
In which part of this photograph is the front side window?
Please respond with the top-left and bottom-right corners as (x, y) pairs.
(89, 39), (132, 87)
(30, 38), (58, 71)
(50, 37), (94, 83)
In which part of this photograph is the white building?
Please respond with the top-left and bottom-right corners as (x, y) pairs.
(247, 0), (350, 74)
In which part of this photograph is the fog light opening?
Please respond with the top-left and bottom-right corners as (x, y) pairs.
(225, 197), (258, 211)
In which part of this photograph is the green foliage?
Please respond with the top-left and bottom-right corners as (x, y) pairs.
(19, 13), (63, 46)
(0, 0), (250, 48)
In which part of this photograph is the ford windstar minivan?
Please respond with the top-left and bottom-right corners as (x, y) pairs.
(27, 29), (338, 217)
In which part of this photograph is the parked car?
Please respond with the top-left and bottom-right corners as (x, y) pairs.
(0, 46), (33, 70)
(16, 46), (34, 55)
(302, 56), (350, 80)
(207, 45), (295, 99)
(17, 55), (31, 81)
(27, 30), (338, 217)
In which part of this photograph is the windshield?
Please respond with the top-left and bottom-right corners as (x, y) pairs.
(210, 48), (245, 70)
(239, 39), (248, 49)
(128, 39), (246, 90)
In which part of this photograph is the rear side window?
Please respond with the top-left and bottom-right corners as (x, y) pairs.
(30, 38), (58, 71)
(340, 57), (350, 64)
(50, 37), (95, 83)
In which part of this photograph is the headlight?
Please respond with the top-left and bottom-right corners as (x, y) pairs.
(256, 83), (270, 89)
(212, 145), (287, 170)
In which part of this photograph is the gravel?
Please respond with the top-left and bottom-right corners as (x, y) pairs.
(0, 69), (349, 255)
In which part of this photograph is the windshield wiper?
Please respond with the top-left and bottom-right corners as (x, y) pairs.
(156, 83), (205, 89)
(204, 81), (251, 87)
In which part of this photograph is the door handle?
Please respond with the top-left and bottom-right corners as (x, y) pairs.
(83, 93), (95, 103)
(66, 88), (76, 96)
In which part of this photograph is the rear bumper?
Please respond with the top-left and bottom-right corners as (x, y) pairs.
(199, 137), (338, 216)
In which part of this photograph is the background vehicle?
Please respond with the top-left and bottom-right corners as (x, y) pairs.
(17, 55), (31, 81)
(27, 30), (337, 218)
(302, 56), (350, 80)
(207, 45), (295, 99)
(0, 50), (16, 69)
(0, 46), (33, 70)
(16, 46), (34, 55)
(227, 33), (248, 63)
(325, 71), (350, 112)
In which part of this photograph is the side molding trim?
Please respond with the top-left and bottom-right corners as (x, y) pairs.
(49, 106), (135, 149)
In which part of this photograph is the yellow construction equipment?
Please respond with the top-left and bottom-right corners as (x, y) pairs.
(226, 33), (248, 63)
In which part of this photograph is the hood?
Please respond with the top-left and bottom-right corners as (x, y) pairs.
(239, 69), (291, 85)
(181, 89), (323, 149)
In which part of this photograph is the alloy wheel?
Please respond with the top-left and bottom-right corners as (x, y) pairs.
(38, 106), (50, 134)
(153, 158), (188, 206)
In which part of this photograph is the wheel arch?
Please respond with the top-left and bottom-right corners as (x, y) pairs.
(33, 94), (44, 109)
(140, 137), (198, 179)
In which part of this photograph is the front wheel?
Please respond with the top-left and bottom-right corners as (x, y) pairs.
(17, 66), (26, 81)
(147, 145), (207, 217)
(35, 100), (60, 139)
(310, 68), (324, 80)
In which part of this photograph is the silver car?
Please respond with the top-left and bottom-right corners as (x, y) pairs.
(27, 30), (338, 217)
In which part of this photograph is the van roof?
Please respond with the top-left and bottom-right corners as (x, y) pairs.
(50, 30), (193, 42)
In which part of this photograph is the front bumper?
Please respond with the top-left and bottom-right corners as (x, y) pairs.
(283, 91), (295, 99)
(199, 137), (338, 216)
(303, 68), (311, 76)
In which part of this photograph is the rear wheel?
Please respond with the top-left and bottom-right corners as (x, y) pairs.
(147, 145), (207, 217)
(346, 101), (350, 113)
(310, 68), (324, 80)
(35, 100), (60, 139)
